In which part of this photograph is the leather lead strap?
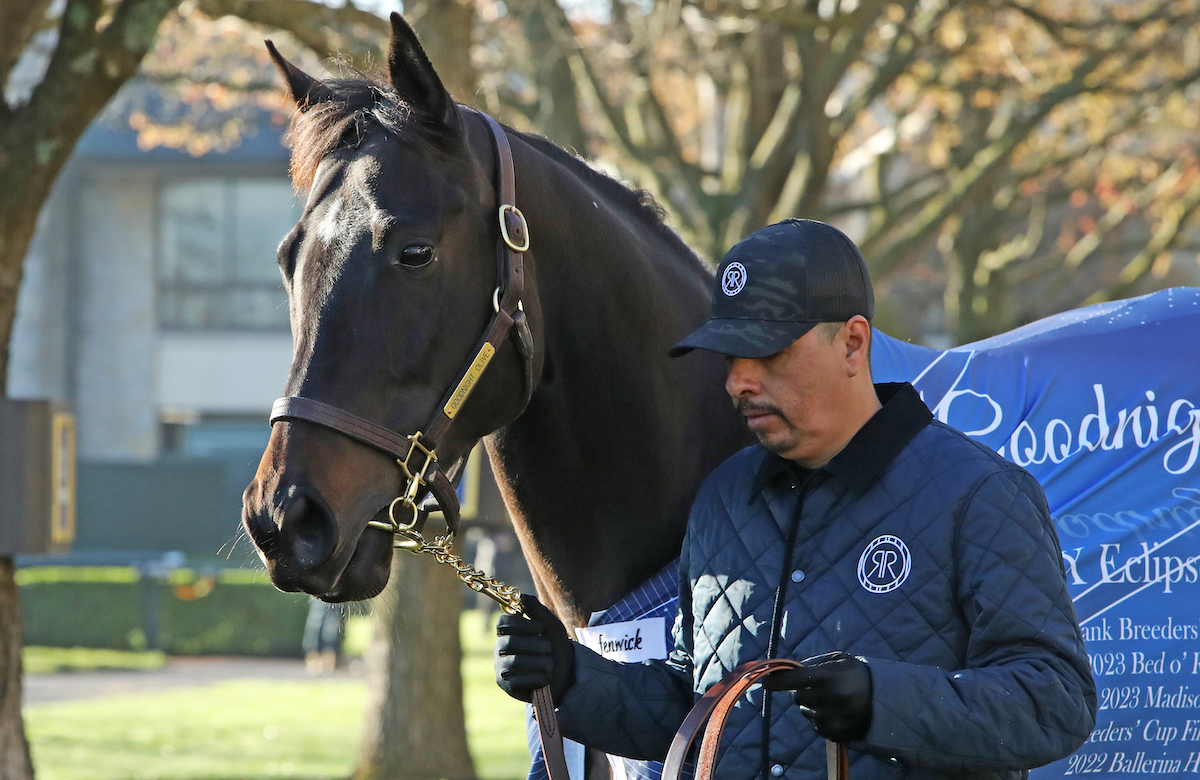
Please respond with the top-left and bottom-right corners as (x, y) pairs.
(662, 659), (849, 780)
(531, 686), (569, 780)
(827, 739), (848, 780)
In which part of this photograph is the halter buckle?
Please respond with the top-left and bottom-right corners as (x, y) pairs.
(492, 287), (525, 314)
(499, 204), (530, 252)
(396, 432), (437, 503)
(364, 432), (440, 541)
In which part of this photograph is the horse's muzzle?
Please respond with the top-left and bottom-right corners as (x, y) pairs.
(242, 479), (389, 600)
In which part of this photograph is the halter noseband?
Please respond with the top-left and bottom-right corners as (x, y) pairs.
(269, 110), (536, 545)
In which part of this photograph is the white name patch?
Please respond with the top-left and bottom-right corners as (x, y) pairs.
(575, 618), (667, 663)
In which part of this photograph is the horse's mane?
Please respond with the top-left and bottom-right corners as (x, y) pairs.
(511, 131), (706, 266)
(286, 76), (707, 272)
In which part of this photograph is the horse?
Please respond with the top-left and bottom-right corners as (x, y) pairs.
(240, 13), (747, 641)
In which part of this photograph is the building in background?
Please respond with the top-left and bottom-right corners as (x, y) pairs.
(9, 113), (299, 564)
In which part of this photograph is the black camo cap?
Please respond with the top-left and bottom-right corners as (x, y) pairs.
(669, 219), (874, 358)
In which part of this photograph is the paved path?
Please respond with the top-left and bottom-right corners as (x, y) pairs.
(24, 657), (364, 705)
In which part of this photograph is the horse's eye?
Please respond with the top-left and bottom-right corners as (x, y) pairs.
(396, 244), (435, 269)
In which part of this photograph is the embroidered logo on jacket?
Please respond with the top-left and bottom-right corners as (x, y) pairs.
(857, 535), (911, 593)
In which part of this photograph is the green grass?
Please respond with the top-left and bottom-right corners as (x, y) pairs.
(16, 567), (141, 585)
(27, 680), (362, 780)
(24, 610), (530, 780)
(23, 647), (167, 674)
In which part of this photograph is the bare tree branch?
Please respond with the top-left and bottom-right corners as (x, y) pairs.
(193, 0), (386, 67)
(1, 0), (56, 101)
(1090, 173), (1200, 303)
(828, 0), (948, 138)
(538, 0), (713, 241)
(863, 46), (1112, 280)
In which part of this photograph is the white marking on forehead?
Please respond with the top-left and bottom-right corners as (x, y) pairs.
(317, 198), (344, 247)
(307, 155), (389, 269)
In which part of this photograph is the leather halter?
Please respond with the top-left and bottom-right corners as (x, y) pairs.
(269, 110), (536, 541)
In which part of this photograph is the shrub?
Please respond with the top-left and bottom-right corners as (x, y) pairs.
(20, 568), (312, 657)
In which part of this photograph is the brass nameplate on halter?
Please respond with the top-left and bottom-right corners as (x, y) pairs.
(444, 343), (496, 419)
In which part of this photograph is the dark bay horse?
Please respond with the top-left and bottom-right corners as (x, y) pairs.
(241, 13), (749, 627)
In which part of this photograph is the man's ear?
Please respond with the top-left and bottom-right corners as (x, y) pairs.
(387, 12), (459, 131)
(843, 316), (872, 377)
(265, 40), (334, 111)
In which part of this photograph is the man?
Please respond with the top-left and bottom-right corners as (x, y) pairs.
(496, 219), (1097, 779)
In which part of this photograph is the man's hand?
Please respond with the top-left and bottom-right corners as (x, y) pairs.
(494, 594), (576, 704)
(763, 652), (873, 743)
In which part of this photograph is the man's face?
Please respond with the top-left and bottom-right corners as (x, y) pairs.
(725, 323), (852, 467)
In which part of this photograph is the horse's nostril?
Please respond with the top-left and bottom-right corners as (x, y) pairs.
(280, 491), (338, 569)
(243, 504), (280, 557)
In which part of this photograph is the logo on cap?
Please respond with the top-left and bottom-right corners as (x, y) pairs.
(721, 262), (747, 296)
(857, 535), (911, 593)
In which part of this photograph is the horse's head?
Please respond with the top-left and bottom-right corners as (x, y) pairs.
(243, 15), (543, 601)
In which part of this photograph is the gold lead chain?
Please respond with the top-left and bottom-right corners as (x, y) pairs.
(395, 531), (524, 616)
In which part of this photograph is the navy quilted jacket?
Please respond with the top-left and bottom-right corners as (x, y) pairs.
(556, 383), (1096, 780)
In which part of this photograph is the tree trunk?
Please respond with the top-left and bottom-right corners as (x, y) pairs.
(0, 559), (33, 780)
(0, 184), (45, 392)
(348, 7), (478, 778)
(353, 550), (475, 780)
(0, 4), (177, 776)
(410, 0), (477, 106)
(521, 0), (587, 153)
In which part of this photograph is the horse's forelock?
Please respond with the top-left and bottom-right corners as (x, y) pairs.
(286, 77), (433, 193)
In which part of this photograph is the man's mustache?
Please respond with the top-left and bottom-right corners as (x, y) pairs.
(736, 399), (785, 420)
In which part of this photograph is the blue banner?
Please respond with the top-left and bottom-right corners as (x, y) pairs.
(871, 287), (1200, 778)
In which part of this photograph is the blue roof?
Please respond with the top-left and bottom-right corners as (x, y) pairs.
(73, 117), (290, 164)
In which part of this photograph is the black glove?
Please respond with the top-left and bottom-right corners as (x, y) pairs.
(494, 594), (576, 704)
(763, 652), (873, 743)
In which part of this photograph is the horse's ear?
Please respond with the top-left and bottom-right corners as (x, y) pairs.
(387, 12), (457, 129)
(265, 40), (334, 111)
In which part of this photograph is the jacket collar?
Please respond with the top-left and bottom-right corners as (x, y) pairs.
(751, 382), (933, 498)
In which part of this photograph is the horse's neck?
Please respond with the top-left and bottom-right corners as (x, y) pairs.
(484, 138), (748, 624)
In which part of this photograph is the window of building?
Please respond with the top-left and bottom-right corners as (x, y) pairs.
(160, 412), (272, 459)
(158, 178), (302, 330)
